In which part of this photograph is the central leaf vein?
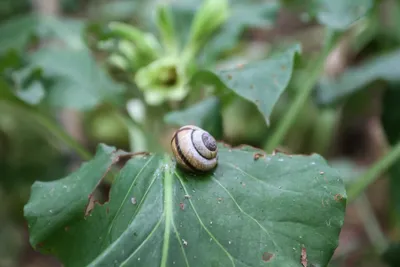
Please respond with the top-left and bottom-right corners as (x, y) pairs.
(161, 157), (174, 267)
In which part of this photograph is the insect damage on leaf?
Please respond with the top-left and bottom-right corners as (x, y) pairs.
(84, 151), (151, 217)
(262, 252), (275, 262)
(301, 245), (308, 267)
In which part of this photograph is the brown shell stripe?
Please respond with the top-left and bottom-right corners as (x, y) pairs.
(174, 129), (197, 171)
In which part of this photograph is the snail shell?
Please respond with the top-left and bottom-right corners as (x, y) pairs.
(171, 125), (218, 172)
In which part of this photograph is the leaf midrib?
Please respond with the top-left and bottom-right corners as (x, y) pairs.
(160, 156), (173, 267)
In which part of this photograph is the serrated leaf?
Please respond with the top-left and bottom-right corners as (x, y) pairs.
(30, 47), (125, 110)
(193, 44), (301, 123)
(24, 143), (346, 267)
(164, 97), (223, 139)
(316, 49), (400, 105)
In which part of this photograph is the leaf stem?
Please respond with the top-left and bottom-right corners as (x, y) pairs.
(347, 140), (400, 201)
(265, 29), (341, 152)
(1, 100), (92, 160)
(354, 193), (389, 254)
(32, 111), (92, 160)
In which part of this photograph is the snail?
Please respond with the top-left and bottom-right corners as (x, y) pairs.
(171, 125), (218, 172)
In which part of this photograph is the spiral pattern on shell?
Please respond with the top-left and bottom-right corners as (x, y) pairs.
(171, 125), (218, 172)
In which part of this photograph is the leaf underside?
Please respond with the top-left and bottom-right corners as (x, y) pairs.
(24, 144), (346, 267)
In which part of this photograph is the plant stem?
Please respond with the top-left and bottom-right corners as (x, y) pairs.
(32, 111), (92, 160)
(265, 29), (340, 152)
(354, 193), (389, 254)
(1, 100), (92, 160)
(347, 140), (400, 201)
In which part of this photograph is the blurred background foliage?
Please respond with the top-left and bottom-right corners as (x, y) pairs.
(2, 0), (400, 266)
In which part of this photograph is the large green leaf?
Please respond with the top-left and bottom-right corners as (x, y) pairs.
(192, 44), (301, 123)
(164, 96), (223, 139)
(24, 143), (346, 267)
(0, 15), (86, 53)
(30, 47), (125, 110)
(316, 49), (400, 105)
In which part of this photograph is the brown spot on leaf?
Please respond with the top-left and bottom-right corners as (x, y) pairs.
(106, 207), (110, 214)
(253, 152), (265, 161)
(180, 202), (185, 210)
(281, 65), (287, 70)
(227, 74), (232, 80)
(301, 246), (307, 267)
(237, 63), (244, 69)
(334, 194), (343, 202)
(262, 252), (274, 262)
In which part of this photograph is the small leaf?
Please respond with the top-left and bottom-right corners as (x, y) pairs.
(192, 44), (301, 123)
(15, 81), (45, 105)
(108, 21), (161, 64)
(316, 49), (400, 104)
(182, 0), (229, 61)
(164, 96), (223, 139)
(24, 143), (346, 267)
(155, 4), (178, 54)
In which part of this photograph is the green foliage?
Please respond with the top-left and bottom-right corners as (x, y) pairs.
(25, 144), (346, 267)
(4, 0), (399, 265)
(192, 44), (301, 124)
(316, 49), (400, 104)
(31, 47), (125, 110)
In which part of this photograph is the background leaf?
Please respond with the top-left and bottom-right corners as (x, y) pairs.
(193, 44), (301, 123)
(315, 49), (400, 105)
(164, 96), (223, 139)
(24, 143), (346, 267)
(315, 0), (373, 30)
(30, 47), (125, 110)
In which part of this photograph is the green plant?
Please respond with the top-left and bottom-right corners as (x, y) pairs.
(3, 0), (400, 266)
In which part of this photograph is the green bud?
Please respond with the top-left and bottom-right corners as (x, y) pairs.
(156, 4), (178, 54)
(183, 0), (229, 61)
(108, 21), (162, 65)
(134, 57), (189, 106)
(107, 54), (130, 70)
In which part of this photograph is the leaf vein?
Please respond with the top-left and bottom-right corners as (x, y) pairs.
(104, 155), (155, 244)
(175, 171), (236, 267)
(211, 176), (283, 253)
